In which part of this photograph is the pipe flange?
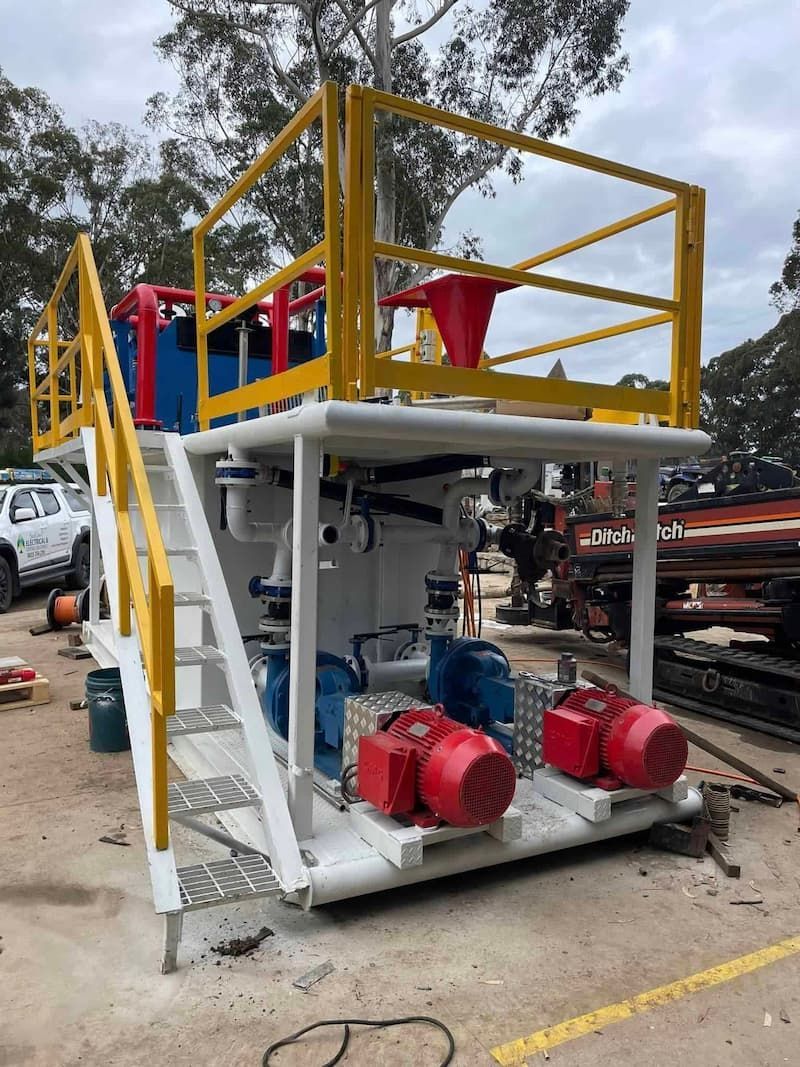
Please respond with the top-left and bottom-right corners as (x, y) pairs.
(347, 514), (376, 554)
(425, 571), (460, 592)
(215, 456), (272, 486)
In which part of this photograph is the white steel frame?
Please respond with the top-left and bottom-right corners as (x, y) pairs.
(35, 402), (710, 914)
(184, 400), (709, 876)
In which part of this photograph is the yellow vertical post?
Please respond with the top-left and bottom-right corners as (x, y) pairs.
(115, 425), (131, 637)
(321, 82), (344, 399)
(78, 244), (93, 426)
(682, 186), (705, 428)
(27, 338), (39, 452)
(46, 304), (59, 449)
(150, 560), (172, 850)
(669, 192), (690, 426)
(152, 702), (169, 850)
(79, 245), (106, 495)
(342, 85), (364, 401)
(159, 574), (175, 719)
(193, 233), (210, 430)
(359, 89), (377, 398)
(68, 350), (78, 431)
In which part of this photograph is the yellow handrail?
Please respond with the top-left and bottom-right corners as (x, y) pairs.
(192, 82), (344, 427)
(28, 233), (175, 850)
(193, 83), (703, 425)
(348, 85), (705, 427)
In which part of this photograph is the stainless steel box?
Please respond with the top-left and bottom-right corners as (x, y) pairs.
(341, 690), (432, 774)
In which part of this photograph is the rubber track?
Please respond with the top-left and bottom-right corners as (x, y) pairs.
(653, 688), (800, 745)
(654, 635), (800, 684)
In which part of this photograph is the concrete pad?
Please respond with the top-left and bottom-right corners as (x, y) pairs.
(1, 594), (799, 1066)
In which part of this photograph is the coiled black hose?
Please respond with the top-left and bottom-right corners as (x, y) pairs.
(262, 1014), (456, 1066)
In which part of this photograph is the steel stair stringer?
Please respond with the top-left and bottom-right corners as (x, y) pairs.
(80, 428), (183, 957)
(162, 433), (308, 897)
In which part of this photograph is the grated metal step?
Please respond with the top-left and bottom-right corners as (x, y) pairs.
(167, 704), (240, 737)
(136, 545), (197, 557)
(174, 645), (225, 666)
(168, 774), (259, 816)
(176, 855), (281, 911)
(173, 591), (210, 608)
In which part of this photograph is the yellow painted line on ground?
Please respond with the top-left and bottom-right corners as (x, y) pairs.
(490, 934), (800, 1064)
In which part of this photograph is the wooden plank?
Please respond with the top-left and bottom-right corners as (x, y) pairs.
(0, 675), (50, 711)
(707, 831), (741, 879)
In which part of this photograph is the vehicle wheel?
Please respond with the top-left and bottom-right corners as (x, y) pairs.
(0, 557), (13, 613)
(69, 540), (91, 589)
(667, 481), (691, 503)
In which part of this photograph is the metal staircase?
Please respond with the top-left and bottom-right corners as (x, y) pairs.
(80, 427), (307, 972)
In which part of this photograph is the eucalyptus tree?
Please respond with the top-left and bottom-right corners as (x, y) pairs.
(150, 0), (631, 347)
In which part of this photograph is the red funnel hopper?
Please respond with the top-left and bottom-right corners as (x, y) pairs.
(379, 273), (517, 369)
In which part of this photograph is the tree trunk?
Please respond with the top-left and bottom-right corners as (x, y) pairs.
(373, 0), (396, 356)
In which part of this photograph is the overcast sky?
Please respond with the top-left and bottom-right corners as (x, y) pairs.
(2, 0), (798, 385)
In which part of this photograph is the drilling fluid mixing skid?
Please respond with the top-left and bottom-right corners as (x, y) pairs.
(27, 83), (709, 970)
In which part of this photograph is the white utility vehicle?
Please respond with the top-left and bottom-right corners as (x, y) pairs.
(0, 470), (91, 611)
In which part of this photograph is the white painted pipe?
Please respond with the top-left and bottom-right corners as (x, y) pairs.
(364, 657), (428, 693)
(379, 518), (475, 545)
(184, 401), (712, 464)
(302, 788), (703, 906)
(225, 490), (287, 543)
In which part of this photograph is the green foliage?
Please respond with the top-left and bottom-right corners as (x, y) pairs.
(616, 372), (669, 390)
(700, 309), (800, 462)
(0, 67), (221, 457)
(150, 1), (631, 343)
(769, 209), (800, 312)
(701, 214), (800, 462)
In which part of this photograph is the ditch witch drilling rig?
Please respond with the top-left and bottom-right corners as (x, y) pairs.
(498, 453), (800, 741)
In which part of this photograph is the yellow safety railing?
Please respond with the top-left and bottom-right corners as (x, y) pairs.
(346, 86), (705, 427)
(28, 234), (175, 850)
(193, 82), (344, 428)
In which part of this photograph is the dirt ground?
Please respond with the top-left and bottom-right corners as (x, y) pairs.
(1, 581), (799, 1067)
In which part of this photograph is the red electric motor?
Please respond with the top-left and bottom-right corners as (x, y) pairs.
(357, 705), (517, 828)
(543, 687), (687, 791)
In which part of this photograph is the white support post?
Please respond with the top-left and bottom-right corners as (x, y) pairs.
(287, 434), (321, 840)
(89, 498), (101, 625)
(629, 456), (660, 702)
(160, 911), (183, 974)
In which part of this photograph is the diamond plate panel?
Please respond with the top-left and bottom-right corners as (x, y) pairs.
(341, 690), (431, 774)
(513, 672), (573, 778)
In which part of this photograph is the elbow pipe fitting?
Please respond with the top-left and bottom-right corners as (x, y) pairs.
(488, 461), (542, 506)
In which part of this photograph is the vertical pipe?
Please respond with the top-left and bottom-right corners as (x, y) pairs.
(135, 299), (159, 425)
(287, 434), (321, 840)
(272, 288), (290, 376)
(236, 322), (250, 422)
(193, 232), (210, 430)
(628, 456), (660, 702)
